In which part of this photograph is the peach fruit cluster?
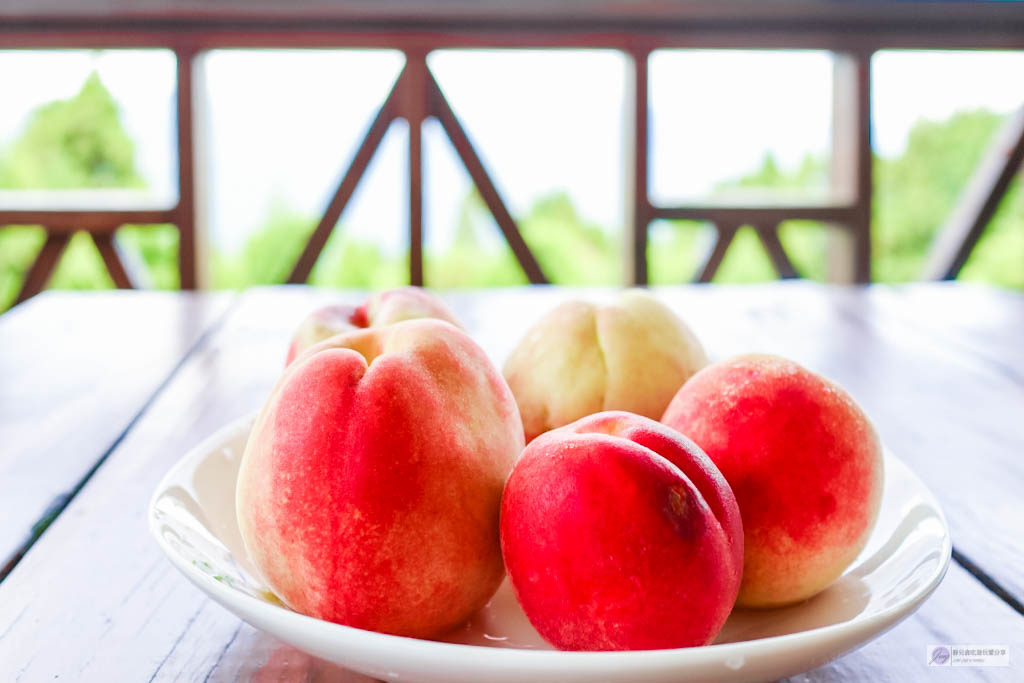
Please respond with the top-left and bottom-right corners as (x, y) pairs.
(235, 287), (883, 652)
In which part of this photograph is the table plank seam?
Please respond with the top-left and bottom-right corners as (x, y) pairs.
(1, 286), (1020, 682)
(952, 548), (1024, 617)
(203, 621), (244, 683)
(0, 293), (241, 584)
(0, 604), (26, 643)
(827, 294), (1024, 613)
(145, 602), (208, 683)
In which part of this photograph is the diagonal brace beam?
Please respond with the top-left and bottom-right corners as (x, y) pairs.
(15, 232), (70, 305)
(923, 104), (1024, 280)
(426, 70), (547, 284)
(288, 71), (403, 284)
(755, 224), (799, 279)
(92, 233), (135, 289)
(694, 223), (738, 283)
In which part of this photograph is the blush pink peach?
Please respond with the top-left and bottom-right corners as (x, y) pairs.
(662, 354), (884, 608)
(239, 319), (523, 638)
(285, 286), (462, 365)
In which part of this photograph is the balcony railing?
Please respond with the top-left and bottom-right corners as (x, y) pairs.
(1, 1), (1023, 303)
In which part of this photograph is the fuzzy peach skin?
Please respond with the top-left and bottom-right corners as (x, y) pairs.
(662, 354), (884, 608)
(500, 411), (743, 651)
(503, 290), (707, 442)
(238, 318), (524, 638)
(285, 286), (462, 365)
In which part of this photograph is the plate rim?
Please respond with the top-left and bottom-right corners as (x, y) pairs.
(148, 412), (952, 670)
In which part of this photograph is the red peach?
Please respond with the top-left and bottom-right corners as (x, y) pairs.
(662, 354), (884, 608)
(500, 411), (743, 651)
(285, 286), (461, 365)
(239, 319), (524, 637)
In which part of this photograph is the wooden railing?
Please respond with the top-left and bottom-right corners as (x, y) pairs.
(1, 2), (1022, 303)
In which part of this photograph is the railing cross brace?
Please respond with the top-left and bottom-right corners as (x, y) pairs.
(288, 52), (547, 286)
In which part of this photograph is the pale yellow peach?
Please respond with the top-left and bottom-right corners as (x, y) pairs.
(504, 290), (707, 441)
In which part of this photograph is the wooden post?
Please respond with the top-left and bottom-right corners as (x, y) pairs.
(829, 51), (873, 284)
(625, 47), (651, 286)
(190, 49), (214, 290)
(403, 51), (429, 287)
(173, 46), (198, 290)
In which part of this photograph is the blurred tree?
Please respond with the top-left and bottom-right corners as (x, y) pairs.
(958, 182), (1023, 288)
(873, 109), (1007, 282)
(648, 110), (1020, 287)
(424, 188), (524, 288)
(648, 154), (831, 284)
(0, 73), (143, 189)
(0, 226), (47, 310)
(0, 71), (171, 310)
(716, 152), (829, 195)
(212, 202), (315, 287)
(425, 189), (622, 287)
(520, 192), (619, 285)
(2, 76), (1021, 310)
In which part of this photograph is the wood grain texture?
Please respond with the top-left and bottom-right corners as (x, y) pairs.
(405, 52), (427, 288)
(0, 291), (232, 578)
(0, 288), (355, 681)
(4, 0), (1024, 37)
(786, 562), (1023, 683)
(0, 285), (1021, 682)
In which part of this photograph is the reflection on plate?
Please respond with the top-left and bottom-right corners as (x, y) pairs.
(150, 414), (950, 683)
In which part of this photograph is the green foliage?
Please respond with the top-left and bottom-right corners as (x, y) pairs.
(1, 69), (1021, 310)
(312, 234), (408, 290)
(649, 111), (1019, 286)
(47, 232), (114, 291)
(117, 224), (180, 290)
(0, 73), (143, 189)
(518, 193), (619, 285)
(713, 227), (778, 283)
(426, 189), (624, 288)
(873, 109), (1005, 281)
(0, 226), (46, 310)
(647, 220), (705, 284)
(648, 155), (833, 284)
(212, 203), (315, 288)
(959, 182), (1024, 288)
(0, 72), (176, 309)
(714, 153), (829, 197)
(778, 221), (829, 282)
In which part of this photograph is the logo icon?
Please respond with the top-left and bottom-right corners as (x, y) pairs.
(929, 646), (951, 666)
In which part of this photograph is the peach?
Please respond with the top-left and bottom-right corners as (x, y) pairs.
(662, 354), (884, 608)
(500, 411), (743, 651)
(238, 319), (524, 637)
(285, 286), (461, 365)
(503, 290), (707, 442)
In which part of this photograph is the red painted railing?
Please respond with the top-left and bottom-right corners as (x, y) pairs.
(1, 3), (1022, 302)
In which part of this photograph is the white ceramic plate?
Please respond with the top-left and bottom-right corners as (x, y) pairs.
(149, 414), (950, 683)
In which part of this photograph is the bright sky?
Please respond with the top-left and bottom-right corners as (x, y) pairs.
(0, 48), (1022, 254)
